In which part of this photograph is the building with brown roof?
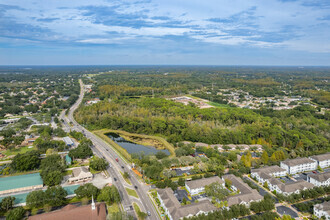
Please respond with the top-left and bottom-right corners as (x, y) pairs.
(68, 167), (93, 184)
(29, 200), (106, 220)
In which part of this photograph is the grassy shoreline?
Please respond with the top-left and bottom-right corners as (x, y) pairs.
(93, 129), (175, 162)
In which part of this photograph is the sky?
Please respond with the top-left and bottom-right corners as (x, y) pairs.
(0, 0), (330, 65)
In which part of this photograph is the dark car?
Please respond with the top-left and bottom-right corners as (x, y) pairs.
(134, 185), (138, 189)
(114, 177), (117, 181)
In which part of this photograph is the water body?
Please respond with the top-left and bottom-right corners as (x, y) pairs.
(0, 184), (80, 204)
(107, 132), (170, 156)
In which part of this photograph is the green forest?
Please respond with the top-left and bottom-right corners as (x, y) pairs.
(76, 67), (329, 158)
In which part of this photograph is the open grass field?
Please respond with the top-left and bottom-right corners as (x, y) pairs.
(125, 187), (139, 198)
(108, 202), (120, 214)
(2, 146), (36, 157)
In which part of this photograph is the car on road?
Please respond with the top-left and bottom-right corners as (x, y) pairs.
(116, 158), (119, 162)
(121, 165), (124, 169)
(114, 177), (117, 181)
(147, 211), (151, 216)
(134, 185), (138, 189)
(312, 171), (317, 174)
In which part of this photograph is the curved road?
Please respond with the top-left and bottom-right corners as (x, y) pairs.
(60, 79), (160, 220)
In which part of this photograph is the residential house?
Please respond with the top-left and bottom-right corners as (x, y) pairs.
(280, 158), (317, 174)
(309, 153), (330, 169)
(185, 176), (225, 195)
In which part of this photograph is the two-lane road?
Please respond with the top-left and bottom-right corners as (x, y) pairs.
(61, 79), (160, 220)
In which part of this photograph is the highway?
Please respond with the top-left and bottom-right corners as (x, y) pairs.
(60, 79), (160, 220)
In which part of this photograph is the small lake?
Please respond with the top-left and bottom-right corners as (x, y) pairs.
(107, 132), (170, 156)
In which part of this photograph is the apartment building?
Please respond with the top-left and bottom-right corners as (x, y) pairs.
(308, 172), (330, 187)
(157, 188), (216, 220)
(310, 153), (330, 169)
(223, 174), (263, 207)
(314, 201), (330, 220)
(251, 166), (314, 196)
(185, 176), (225, 195)
(280, 158), (317, 174)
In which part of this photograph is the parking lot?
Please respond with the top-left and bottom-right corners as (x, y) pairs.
(293, 173), (308, 181)
(276, 206), (298, 218)
(293, 170), (320, 181)
(279, 176), (294, 183)
(174, 189), (206, 203)
(173, 168), (191, 176)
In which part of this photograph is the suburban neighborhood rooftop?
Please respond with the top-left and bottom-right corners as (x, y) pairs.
(281, 158), (316, 166)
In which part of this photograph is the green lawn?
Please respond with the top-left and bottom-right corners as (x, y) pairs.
(108, 202), (120, 214)
(2, 146), (36, 157)
(125, 187), (139, 198)
(133, 202), (141, 213)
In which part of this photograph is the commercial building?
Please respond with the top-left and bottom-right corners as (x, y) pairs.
(68, 167), (93, 184)
(157, 188), (216, 220)
(0, 173), (43, 195)
(308, 172), (330, 187)
(185, 176), (225, 195)
(310, 153), (330, 169)
(63, 136), (74, 147)
(280, 158), (317, 174)
(314, 201), (330, 220)
(29, 198), (106, 220)
(223, 174), (263, 207)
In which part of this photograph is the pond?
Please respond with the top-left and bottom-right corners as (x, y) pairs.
(107, 132), (170, 156)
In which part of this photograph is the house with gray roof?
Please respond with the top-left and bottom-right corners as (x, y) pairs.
(308, 172), (330, 187)
(251, 165), (286, 183)
(310, 153), (330, 169)
(157, 188), (216, 220)
(251, 166), (314, 195)
(223, 174), (263, 207)
(185, 176), (225, 195)
(314, 201), (330, 219)
(280, 158), (317, 174)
